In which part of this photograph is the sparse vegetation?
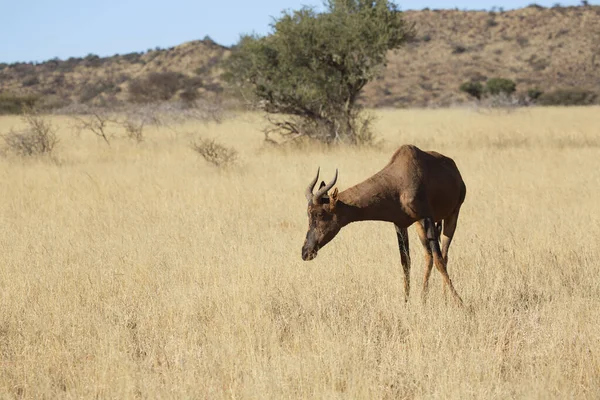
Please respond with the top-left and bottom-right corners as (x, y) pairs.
(516, 35), (530, 47)
(527, 87), (544, 101)
(484, 77), (517, 96)
(486, 17), (498, 27)
(128, 71), (186, 103)
(122, 117), (145, 143)
(1, 106), (58, 156)
(452, 43), (468, 54)
(460, 81), (484, 99)
(537, 88), (597, 105)
(71, 110), (115, 146)
(191, 137), (238, 167)
(0, 93), (38, 114)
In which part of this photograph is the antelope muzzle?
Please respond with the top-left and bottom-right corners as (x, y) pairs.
(301, 232), (319, 261)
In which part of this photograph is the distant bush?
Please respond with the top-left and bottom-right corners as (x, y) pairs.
(1, 106), (58, 157)
(527, 88), (544, 101)
(516, 36), (529, 47)
(121, 52), (144, 64)
(484, 78), (516, 96)
(452, 44), (468, 54)
(22, 76), (40, 87)
(537, 88), (597, 106)
(78, 84), (104, 103)
(0, 93), (39, 114)
(78, 81), (119, 103)
(528, 56), (549, 71)
(202, 35), (217, 45)
(194, 55), (222, 76)
(128, 71), (186, 103)
(486, 17), (498, 27)
(179, 88), (199, 105)
(459, 81), (484, 99)
(191, 138), (238, 167)
(58, 57), (82, 73)
(83, 54), (103, 68)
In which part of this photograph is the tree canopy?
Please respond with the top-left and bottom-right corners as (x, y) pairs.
(223, 0), (414, 144)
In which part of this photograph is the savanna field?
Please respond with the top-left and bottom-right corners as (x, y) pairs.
(1, 106), (599, 398)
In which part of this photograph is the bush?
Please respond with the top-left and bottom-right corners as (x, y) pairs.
(485, 78), (516, 96)
(122, 118), (145, 143)
(22, 76), (40, 87)
(0, 93), (39, 115)
(128, 71), (186, 103)
(191, 138), (238, 167)
(527, 88), (544, 101)
(179, 88), (199, 105)
(452, 44), (468, 54)
(1, 107), (58, 157)
(486, 17), (498, 27)
(459, 81), (484, 99)
(537, 88), (597, 106)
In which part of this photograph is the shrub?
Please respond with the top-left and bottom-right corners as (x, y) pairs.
(83, 54), (103, 68)
(537, 88), (597, 106)
(179, 88), (199, 105)
(0, 93), (39, 115)
(486, 17), (498, 27)
(516, 36), (529, 47)
(22, 76), (40, 87)
(191, 138), (238, 167)
(128, 71), (185, 103)
(121, 118), (145, 143)
(71, 110), (114, 146)
(79, 83), (107, 103)
(1, 106), (58, 156)
(452, 44), (468, 54)
(459, 81), (484, 99)
(527, 88), (544, 101)
(485, 78), (516, 96)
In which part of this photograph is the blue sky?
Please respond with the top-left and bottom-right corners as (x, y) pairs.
(0, 0), (592, 63)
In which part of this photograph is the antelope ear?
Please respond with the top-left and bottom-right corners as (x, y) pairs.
(330, 188), (339, 210)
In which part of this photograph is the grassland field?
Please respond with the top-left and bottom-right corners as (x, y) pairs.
(1, 106), (599, 399)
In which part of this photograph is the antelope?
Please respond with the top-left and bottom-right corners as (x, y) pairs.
(302, 144), (467, 305)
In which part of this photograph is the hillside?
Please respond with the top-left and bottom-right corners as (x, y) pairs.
(1, 5), (599, 109)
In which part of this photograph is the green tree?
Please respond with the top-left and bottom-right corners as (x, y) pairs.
(223, 0), (414, 144)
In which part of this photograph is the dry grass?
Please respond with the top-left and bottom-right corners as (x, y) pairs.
(1, 106), (599, 399)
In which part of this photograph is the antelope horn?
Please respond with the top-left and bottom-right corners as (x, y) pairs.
(305, 167), (320, 201)
(312, 169), (338, 204)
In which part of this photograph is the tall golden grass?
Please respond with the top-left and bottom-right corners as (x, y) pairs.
(1, 106), (599, 399)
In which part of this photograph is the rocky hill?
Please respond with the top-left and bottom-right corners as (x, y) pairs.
(1, 5), (599, 110)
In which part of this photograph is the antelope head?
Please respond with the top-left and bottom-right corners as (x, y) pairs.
(302, 168), (341, 261)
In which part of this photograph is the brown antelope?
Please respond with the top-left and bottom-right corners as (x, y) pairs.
(301, 144), (467, 305)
